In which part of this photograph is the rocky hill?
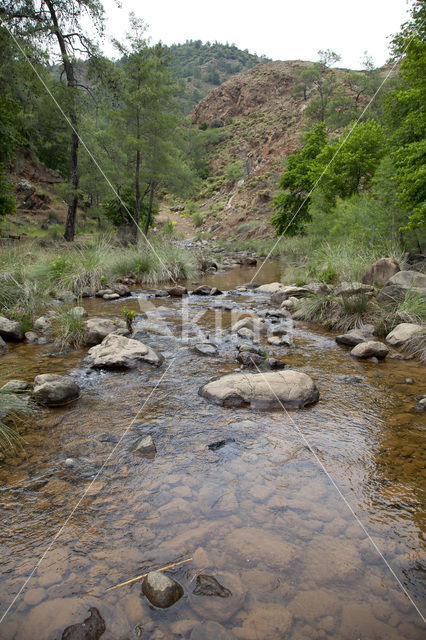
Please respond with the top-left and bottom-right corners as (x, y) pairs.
(185, 60), (389, 241)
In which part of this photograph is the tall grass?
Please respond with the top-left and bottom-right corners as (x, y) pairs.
(0, 390), (30, 453)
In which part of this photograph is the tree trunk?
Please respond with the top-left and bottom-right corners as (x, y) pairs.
(144, 181), (155, 236)
(132, 104), (141, 242)
(46, 1), (80, 242)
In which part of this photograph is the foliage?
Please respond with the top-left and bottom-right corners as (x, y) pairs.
(0, 390), (28, 453)
(120, 304), (137, 331)
(102, 188), (157, 228)
(225, 160), (244, 184)
(51, 305), (85, 349)
(271, 124), (327, 235)
(0, 164), (16, 219)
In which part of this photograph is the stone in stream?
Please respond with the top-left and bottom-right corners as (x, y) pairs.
(166, 285), (188, 297)
(141, 571), (184, 608)
(87, 334), (163, 369)
(103, 293), (120, 300)
(193, 343), (218, 356)
(0, 316), (24, 341)
(237, 343), (263, 354)
(199, 370), (319, 409)
(61, 606), (106, 640)
(236, 327), (256, 341)
(237, 352), (265, 368)
(362, 257), (400, 285)
(207, 438), (236, 451)
(191, 285), (223, 296)
(350, 341), (389, 359)
(134, 435), (156, 458)
(414, 396), (426, 413)
(336, 327), (374, 347)
(1, 379), (30, 393)
(385, 322), (423, 347)
(34, 316), (52, 333)
(193, 574), (232, 598)
(25, 331), (39, 344)
(267, 335), (292, 347)
(95, 288), (114, 298)
(232, 316), (267, 335)
(32, 374), (80, 407)
(113, 283), (131, 297)
(0, 336), (8, 354)
(84, 317), (129, 346)
(256, 282), (285, 294)
(190, 621), (237, 640)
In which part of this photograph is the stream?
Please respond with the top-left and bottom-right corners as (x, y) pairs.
(0, 260), (425, 639)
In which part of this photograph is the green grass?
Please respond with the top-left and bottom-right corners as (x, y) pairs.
(0, 390), (30, 453)
(51, 305), (85, 350)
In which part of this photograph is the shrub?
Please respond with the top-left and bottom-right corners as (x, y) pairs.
(51, 305), (85, 349)
(199, 122), (208, 130)
(210, 118), (224, 129)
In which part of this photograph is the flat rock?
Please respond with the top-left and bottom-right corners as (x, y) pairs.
(267, 335), (291, 347)
(199, 370), (319, 409)
(87, 334), (163, 369)
(84, 317), (128, 346)
(0, 336), (8, 354)
(335, 327), (373, 346)
(193, 343), (218, 356)
(271, 285), (311, 305)
(32, 374), (80, 407)
(377, 270), (426, 303)
(334, 282), (374, 297)
(385, 322), (423, 347)
(142, 571), (183, 608)
(362, 257), (400, 285)
(95, 289), (114, 297)
(0, 316), (23, 341)
(350, 341), (389, 359)
(1, 379), (30, 393)
(256, 282), (285, 294)
(193, 574), (231, 598)
(103, 293), (120, 300)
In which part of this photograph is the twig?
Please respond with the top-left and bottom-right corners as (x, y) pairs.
(106, 557), (193, 591)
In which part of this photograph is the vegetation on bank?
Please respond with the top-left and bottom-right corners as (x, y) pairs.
(0, 235), (198, 327)
(0, 389), (29, 453)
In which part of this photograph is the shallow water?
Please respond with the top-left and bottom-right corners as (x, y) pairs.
(0, 261), (425, 639)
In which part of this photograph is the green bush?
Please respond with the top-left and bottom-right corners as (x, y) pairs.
(210, 118), (224, 129)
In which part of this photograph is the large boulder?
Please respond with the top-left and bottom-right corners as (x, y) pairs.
(0, 336), (8, 355)
(362, 257), (400, 286)
(32, 374), (80, 407)
(199, 370), (319, 409)
(350, 341), (389, 359)
(0, 316), (23, 341)
(84, 317), (128, 346)
(385, 323), (423, 347)
(87, 333), (163, 369)
(142, 571), (183, 608)
(231, 316), (267, 335)
(377, 270), (426, 303)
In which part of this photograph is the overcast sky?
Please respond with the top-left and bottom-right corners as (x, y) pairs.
(100, 0), (411, 69)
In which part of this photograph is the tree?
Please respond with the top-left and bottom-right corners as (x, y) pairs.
(2, 0), (104, 241)
(384, 0), (426, 230)
(302, 50), (341, 122)
(271, 124), (328, 235)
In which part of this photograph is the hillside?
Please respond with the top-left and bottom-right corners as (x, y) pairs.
(167, 41), (271, 113)
(174, 59), (393, 241)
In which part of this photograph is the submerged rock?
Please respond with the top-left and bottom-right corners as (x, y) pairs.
(84, 317), (128, 346)
(350, 341), (389, 359)
(362, 257), (400, 285)
(192, 285), (223, 296)
(199, 370), (319, 409)
(0, 316), (23, 342)
(208, 438), (235, 451)
(32, 374), (80, 407)
(142, 571), (184, 608)
(189, 621), (236, 640)
(87, 334), (163, 369)
(61, 606), (105, 640)
(193, 574), (231, 598)
(385, 322), (423, 347)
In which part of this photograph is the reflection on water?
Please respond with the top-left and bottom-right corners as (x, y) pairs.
(0, 261), (425, 639)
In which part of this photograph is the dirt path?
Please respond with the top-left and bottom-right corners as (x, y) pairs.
(156, 202), (197, 240)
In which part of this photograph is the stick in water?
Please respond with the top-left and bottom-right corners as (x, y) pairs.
(107, 557), (193, 591)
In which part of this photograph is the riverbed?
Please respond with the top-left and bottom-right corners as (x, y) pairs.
(0, 260), (425, 639)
